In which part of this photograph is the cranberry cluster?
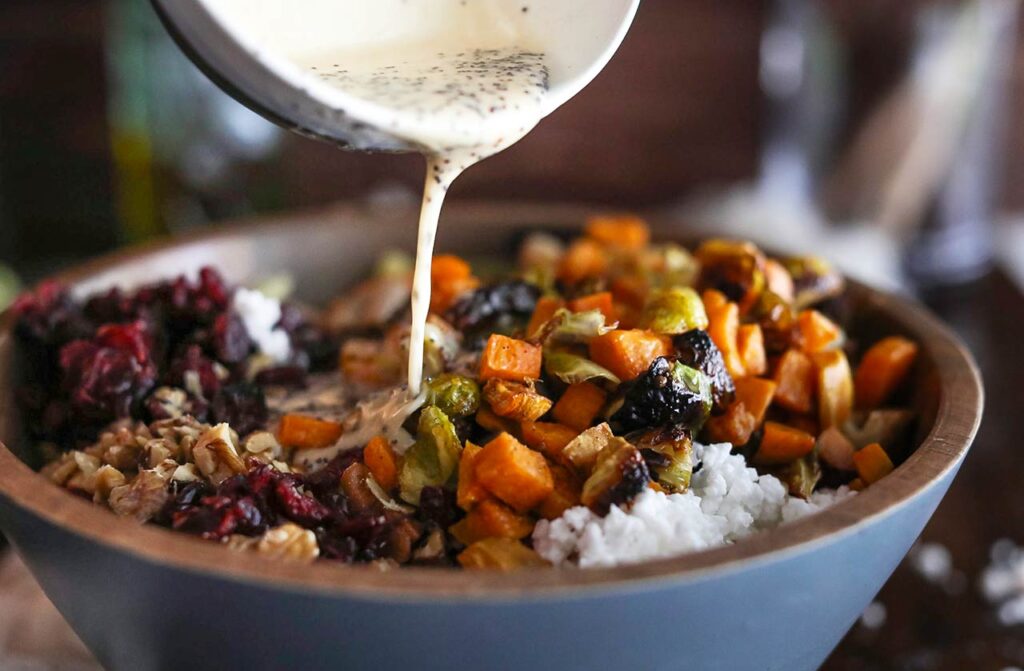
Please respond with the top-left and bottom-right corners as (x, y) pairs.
(13, 267), (334, 445)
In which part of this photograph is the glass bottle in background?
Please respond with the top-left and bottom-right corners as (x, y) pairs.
(105, 0), (284, 242)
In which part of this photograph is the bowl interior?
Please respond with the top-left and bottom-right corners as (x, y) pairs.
(0, 201), (982, 598)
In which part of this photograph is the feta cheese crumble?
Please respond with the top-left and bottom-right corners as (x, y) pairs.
(533, 442), (854, 568)
(231, 287), (292, 363)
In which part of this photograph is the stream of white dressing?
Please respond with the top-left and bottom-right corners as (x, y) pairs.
(303, 45), (551, 394)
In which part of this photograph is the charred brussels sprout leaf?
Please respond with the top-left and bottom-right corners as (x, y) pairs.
(425, 374), (481, 417)
(543, 351), (621, 385)
(611, 357), (712, 433)
(753, 290), (798, 354)
(695, 239), (766, 308)
(398, 406), (462, 505)
(783, 256), (844, 310)
(540, 308), (616, 345)
(444, 281), (539, 343)
(640, 287), (708, 335)
(632, 425), (694, 493)
(769, 453), (821, 500)
(673, 330), (736, 410)
(581, 439), (650, 514)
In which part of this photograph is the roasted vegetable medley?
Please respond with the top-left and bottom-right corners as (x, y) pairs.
(12, 216), (920, 570)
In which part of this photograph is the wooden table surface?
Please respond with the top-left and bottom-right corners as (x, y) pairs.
(825, 268), (1023, 671)
(0, 267), (1018, 671)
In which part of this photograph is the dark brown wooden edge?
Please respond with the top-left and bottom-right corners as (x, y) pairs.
(0, 202), (984, 601)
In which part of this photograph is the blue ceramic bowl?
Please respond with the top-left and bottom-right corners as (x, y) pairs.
(0, 204), (983, 671)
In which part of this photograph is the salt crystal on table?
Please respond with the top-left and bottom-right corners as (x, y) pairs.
(980, 539), (1024, 626)
(909, 541), (953, 583)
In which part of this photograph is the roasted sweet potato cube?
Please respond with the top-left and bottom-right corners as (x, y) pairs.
(538, 464), (583, 520)
(568, 292), (617, 324)
(588, 329), (672, 381)
(772, 349), (816, 413)
(737, 324), (767, 376)
(430, 254), (479, 314)
(520, 421), (578, 459)
(854, 336), (919, 410)
(703, 402), (757, 446)
(814, 350), (853, 429)
(451, 498), (534, 544)
(755, 421), (816, 465)
(474, 433), (554, 512)
(277, 414), (343, 450)
(526, 296), (564, 338)
(458, 538), (548, 570)
(703, 290), (746, 378)
(479, 334), (542, 382)
(853, 442), (895, 484)
(363, 435), (398, 491)
(558, 238), (608, 285)
(797, 309), (843, 354)
(585, 214), (650, 249)
(457, 442), (488, 511)
(733, 376), (777, 426)
(552, 381), (607, 431)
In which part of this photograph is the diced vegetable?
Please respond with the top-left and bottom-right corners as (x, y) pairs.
(363, 435), (399, 491)
(430, 254), (479, 314)
(475, 406), (519, 436)
(558, 238), (608, 285)
(753, 290), (799, 354)
(736, 323), (767, 376)
(568, 292), (617, 324)
(581, 439), (650, 514)
(425, 373), (481, 417)
(611, 357), (712, 433)
(632, 425), (694, 493)
(538, 464), (583, 520)
(451, 498), (534, 544)
(543, 351), (620, 385)
(816, 426), (856, 471)
(773, 454), (821, 499)
(589, 329), (673, 381)
(560, 423), (615, 472)
(734, 376), (777, 426)
(611, 274), (649, 310)
(398, 406), (462, 505)
(784, 256), (844, 310)
(526, 296), (564, 338)
(639, 287), (708, 335)
(479, 334), (542, 382)
(540, 308), (616, 345)
(340, 337), (403, 387)
(474, 433), (554, 512)
(764, 259), (795, 302)
(518, 233), (564, 289)
(854, 336), (919, 409)
(813, 350), (853, 429)
(457, 441), (488, 510)
(674, 329), (736, 409)
(647, 243), (699, 289)
(772, 349), (816, 413)
(703, 403), (757, 446)
(585, 214), (650, 249)
(457, 538), (547, 570)
(695, 239), (766, 312)
(483, 378), (552, 422)
(798, 310), (843, 353)
(552, 381), (607, 431)
(843, 409), (916, 450)
(277, 414), (343, 450)
(853, 442), (894, 484)
(520, 421), (579, 458)
(702, 290), (746, 378)
(755, 421), (816, 465)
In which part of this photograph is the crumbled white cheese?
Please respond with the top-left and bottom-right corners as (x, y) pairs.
(533, 443), (854, 568)
(231, 287), (292, 363)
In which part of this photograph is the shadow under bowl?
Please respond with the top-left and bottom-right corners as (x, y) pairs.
(0, 202), (983, 671)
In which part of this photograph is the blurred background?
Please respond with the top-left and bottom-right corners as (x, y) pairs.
(1, 0), (1024, 670)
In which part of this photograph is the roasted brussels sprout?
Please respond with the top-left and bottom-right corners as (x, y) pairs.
(538, 308), (615, 345)
(640, 287), (708, 335)
(783, 256), (844, 310)
(444, 281), (539, 336)
(695, 239), (767, 310)
(752, 290), (798, 355)
(842, 409), (915, 451)
(580, 439), (650, 514)
(673, 330), (735, 410)
(769, 453), (821, 500)
(611, 357), (712, 433)
(425, 373), (481, 417)
(482, 378), (552, 422)
(398, 406), (462, 505)
(543, 350), (620, 385)
(632, 424), (694, 493)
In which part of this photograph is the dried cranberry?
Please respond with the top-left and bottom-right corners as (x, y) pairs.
(417, 486), (459, 529)
(303, 450), (364, 495)
(273, 476), (331, 526)
(208, 312), (252, 364)
(253, 365), (307, 388)
(210, 382), (267, 437)
(12, 281), (92, 347)
(171, 494), (265, 540)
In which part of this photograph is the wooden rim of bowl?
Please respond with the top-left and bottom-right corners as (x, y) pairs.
(0, 202), (984, 601)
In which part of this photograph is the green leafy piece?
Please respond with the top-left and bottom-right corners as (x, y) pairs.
(425, 374), (481, 417)
(630, 425), (694, 493)
(649, 243), (699, 289)
(670, 362), (713, 427)
(657, 446), (694, 492)
(771, 453), (822, 500)
(398, 406), (462, 505)
(544, 351), (620, 385)
(640, 287), (708, 335)
(541, 308), (616, 345)
(783, 256), (844, 310)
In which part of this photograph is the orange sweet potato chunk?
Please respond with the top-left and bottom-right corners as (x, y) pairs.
(460, 498), (534, 541)
(526, 296), (564, 338)
(737, 323), (767, 376)
(772, 349), (816, 414)
(363, 435), (398, 491)
(854, 336), (919, 410)
(797, 310), (843, 354)
(853, 442), (895, 484)
(568, 292), (617, 324)
(702, 290), (746, 378)
(457, 442), (489, 511)
(755, 421), (816, 465)
(588, 329), (672, 381)
(558, 238), (608, 285)
(585, 214), (650, 250)
(538, 464), (583, 520)
(474, 432), (554, 512)
(277, 414), (343, 450)
(479, 334), (542, 382)
(552, 381), (607, 431)
(520, 421), (578, 459)
(430, 254), (479, 314)
(734, 376), (777, 426)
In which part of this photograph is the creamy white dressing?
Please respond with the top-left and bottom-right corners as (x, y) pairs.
(303, 45), (551, 393)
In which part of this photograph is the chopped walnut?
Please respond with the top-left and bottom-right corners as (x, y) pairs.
(65, 452), (102, 493)
(151, 415), (212, 464)
(146, 386), (190, 420)
(171, 463), (201, 482)
(228, 523), (319, 563)
(242, 431), (283, 463)
(91, 465), (127, 503)
(107, 464), (173, 522)
(192, 423), (246, 485)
